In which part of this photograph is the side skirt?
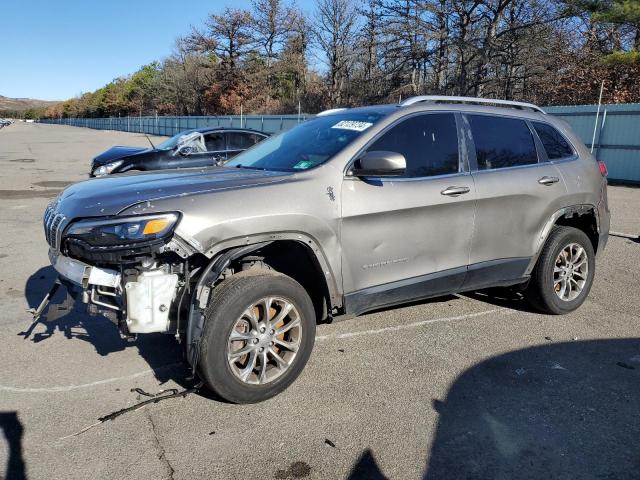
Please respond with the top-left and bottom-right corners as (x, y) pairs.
(343, 257), (531, 317)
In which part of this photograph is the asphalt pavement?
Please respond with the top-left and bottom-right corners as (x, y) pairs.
(0, 122), (639, 480)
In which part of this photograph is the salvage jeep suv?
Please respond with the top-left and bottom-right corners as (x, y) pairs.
(42, 96), (609, 403)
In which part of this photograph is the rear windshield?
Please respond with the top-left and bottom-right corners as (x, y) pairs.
(225, 112), (387, 172)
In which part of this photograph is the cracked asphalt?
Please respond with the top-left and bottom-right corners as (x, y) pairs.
(0, 123), (639, 480)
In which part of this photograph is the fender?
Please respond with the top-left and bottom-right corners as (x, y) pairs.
(525, 204), (599, 275)
(202, 231), (341, 305)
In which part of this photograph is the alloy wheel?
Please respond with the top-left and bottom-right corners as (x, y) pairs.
(227, 296), (302, 385)
(553, 242), (588, 302)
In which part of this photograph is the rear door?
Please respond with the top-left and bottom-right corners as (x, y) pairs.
(462, 113), (567, 289)
(341, 112), (476, 312)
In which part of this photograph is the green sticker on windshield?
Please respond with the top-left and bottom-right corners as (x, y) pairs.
(293, 160), (315, 170)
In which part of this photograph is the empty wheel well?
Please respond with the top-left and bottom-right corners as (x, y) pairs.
(232, 241), (332, 323)
(554, 208), (599, 252)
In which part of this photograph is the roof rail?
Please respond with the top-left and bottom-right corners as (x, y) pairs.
(316, 108), (348, 117)
(399, 95), (546, 114)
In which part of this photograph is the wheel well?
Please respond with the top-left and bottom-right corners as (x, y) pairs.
(554, 208), (599, 252)
(232, 241), (332, 323)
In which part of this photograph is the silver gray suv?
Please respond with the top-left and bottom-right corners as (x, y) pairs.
(42, 96), (610, 403)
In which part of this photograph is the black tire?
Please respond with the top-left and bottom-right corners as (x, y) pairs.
(198, 270), (316, 404)
(526, 226), (595, 315)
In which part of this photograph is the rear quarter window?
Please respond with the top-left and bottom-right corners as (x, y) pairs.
(532, 122), (574, 159)
(467, 115), (538, 170)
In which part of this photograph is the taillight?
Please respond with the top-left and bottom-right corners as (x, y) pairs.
(598, 161), (608, 177)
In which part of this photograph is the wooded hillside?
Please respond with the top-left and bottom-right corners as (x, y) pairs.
(44, 0), (640, 118)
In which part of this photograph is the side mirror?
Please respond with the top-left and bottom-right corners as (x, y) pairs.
(350, 151), (406, 177)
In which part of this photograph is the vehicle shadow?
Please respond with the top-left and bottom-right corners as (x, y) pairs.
(20, 266), (188, 387)
(462, 287), (540, 314)
(0, 411), (26, 480)
(422, 338), (640, 479)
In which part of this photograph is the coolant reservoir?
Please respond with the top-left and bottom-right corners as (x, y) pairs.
(125, 270), (179, 334)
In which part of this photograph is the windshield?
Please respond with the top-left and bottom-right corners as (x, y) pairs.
(225, 111), (387, 172)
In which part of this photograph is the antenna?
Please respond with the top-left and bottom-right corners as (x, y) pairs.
(590, 81), (605, 154)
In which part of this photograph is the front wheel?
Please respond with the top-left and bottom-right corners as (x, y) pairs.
(526, 226), (595, 314)
(198, 271), (316, 403)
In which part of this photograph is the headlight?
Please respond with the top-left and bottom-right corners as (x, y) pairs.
(64, 213), (180, 247)
(93, 160), (123, 176)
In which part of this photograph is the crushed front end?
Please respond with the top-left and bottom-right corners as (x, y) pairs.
(42, 200), (195, 340)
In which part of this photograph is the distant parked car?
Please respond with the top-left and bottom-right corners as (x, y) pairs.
(90, 127), (269, 176)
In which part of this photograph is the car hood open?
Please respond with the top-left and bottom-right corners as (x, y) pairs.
(55, 167), (293, 219)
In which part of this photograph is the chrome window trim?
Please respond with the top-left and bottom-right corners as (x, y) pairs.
(343, 171), (472, 183)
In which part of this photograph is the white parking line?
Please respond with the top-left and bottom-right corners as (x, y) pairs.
(0, 363), (182, 394)
(0, 308), (507, 393)
(316, 308), (507, 341)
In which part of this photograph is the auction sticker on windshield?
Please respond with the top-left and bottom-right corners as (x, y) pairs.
(331, 120), (373, 132)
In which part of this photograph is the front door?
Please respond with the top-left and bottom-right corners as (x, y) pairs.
(169, 131), (226, 168)
(340, 112), (476, 314)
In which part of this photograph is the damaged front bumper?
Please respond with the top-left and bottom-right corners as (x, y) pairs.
(50, 249), (121, 289)
(48, 249), (180, 335)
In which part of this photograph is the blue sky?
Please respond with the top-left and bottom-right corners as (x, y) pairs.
(1, 0), (314, 101)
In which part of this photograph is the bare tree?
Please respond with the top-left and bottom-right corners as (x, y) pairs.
(313, 0), (358, 106)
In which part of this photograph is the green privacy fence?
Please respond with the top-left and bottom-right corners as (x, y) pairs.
(37, 115), (309, 136)
(545, 104), (640, 183)
(38, 103), (640, 182)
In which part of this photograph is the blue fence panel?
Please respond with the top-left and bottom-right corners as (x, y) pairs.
(545, 104), (640, 182)
(38, 114), (310, 137)
(37, 105), (640, 182)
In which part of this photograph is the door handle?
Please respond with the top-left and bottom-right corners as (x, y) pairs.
(538, 176), (559, 185)
(440, 186), (470, 196)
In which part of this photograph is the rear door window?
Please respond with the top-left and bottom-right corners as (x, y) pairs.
(227, 132), (263, 151)
(204, 132), (225, 152)
(532, 122), (574, 159)
(467, 115), (538, 170)
(367, 113), (459, 177)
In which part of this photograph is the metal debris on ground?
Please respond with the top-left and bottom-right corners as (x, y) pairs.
(59, 382), (203, 440)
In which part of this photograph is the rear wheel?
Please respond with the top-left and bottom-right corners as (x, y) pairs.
(198, 271), (316, 403)
(526, 226), (595, 314)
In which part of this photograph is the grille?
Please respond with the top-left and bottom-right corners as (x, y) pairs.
(43, 202), (66, 251)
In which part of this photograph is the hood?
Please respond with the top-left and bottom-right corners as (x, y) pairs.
(92, 146), (152, 165)
(55, 167), (293, 219)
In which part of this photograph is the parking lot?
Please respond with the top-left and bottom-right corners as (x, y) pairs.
(0, 122), (639, 480)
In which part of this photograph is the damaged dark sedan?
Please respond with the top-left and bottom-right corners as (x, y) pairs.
(90, 127), (268, 176)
